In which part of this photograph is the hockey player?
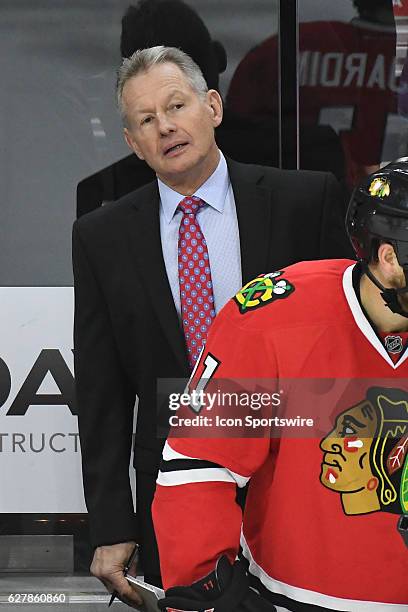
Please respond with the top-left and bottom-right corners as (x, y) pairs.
(226, 1), (398, 187)
(152, 160), (408, 611)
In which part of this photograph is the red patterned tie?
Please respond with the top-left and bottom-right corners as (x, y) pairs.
(178, 196), (216, 369)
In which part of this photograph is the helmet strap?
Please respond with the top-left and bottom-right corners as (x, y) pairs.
(362, 262), (408, 319)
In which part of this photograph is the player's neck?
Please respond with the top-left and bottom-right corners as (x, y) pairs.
(360, 272), (408, 333)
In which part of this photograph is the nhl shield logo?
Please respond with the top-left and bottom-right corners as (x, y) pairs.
(385, 335), (403, 354)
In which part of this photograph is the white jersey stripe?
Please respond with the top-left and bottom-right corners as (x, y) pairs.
(240, 533), (408, 611)
(160, 442), (250, 487)
(163, 441), (200, 461)
(157, 467), (239, 487)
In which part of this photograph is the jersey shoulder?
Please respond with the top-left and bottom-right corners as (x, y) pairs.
(220, 258), (355, 332)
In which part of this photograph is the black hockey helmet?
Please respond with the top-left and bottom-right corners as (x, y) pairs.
(347, 159), (408, 267)
(346, 159), (408, 316)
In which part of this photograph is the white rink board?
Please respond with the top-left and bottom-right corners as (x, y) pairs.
(0, 287), (85, 513)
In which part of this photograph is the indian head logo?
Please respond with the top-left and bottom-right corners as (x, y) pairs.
(320, 387), (408, 516)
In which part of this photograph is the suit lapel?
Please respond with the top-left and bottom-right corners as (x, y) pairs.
(125, 183), (189, 374)
(227, 158), (273, 284)
(124, 159), (272, 372)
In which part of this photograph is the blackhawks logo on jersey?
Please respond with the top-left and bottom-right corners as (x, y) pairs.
(234, 271), (294, 314)
(320, 387), (408, 517)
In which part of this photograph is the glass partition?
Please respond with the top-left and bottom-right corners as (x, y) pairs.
(0, 1), (279, 608)
(298, 0), (408, 192)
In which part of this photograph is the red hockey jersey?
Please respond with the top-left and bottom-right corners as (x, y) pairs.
(227, 20), (398, 186)
(153, 260), (408, 611)
(394, 0), (408, 18)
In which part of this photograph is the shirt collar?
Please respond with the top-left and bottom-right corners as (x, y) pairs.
(158, 150), (229, 224)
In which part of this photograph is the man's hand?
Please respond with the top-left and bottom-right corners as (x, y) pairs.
(91, 541), (143, 608)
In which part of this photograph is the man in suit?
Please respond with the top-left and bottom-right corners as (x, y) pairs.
(76, 0), (345, 219)
(76, 0), (225, 218)
(72, 45), (352, 607)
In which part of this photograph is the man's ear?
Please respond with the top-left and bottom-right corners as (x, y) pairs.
(124, 128), (144, 160)
(206, 89), (223, 128)
(378, 243), (399, 275)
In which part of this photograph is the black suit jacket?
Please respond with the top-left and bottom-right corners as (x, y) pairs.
(72, 158), (353, 575)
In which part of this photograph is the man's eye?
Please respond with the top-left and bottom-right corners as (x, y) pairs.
(171, 103), (184, 110)
(141, 116), (153, 125)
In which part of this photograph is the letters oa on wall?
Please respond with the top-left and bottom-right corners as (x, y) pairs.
(0, 288), (86, 513)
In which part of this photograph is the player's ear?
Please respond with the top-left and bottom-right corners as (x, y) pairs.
(206, 89), (223, 128)
(377, 243), (400, 277)
(124, 128), (144, 160)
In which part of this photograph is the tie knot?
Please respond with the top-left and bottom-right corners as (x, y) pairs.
(178, 195), (204, 216)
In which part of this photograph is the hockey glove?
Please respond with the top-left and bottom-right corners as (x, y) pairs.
(158, 555), (276, 611)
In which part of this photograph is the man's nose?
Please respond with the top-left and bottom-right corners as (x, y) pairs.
(157, 113), (176, 135)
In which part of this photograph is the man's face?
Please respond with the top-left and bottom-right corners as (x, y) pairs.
(320, 400), (377, 493)
(391, 264), (408, 313)
(367, 244), (408, 318)
(122, 62), (222, 188)
(381, 253), (408, 314)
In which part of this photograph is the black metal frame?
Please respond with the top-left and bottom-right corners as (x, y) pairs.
(279, 0), (299, 169)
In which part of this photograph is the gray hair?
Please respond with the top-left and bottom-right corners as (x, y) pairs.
(117, 45), (208, 125)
